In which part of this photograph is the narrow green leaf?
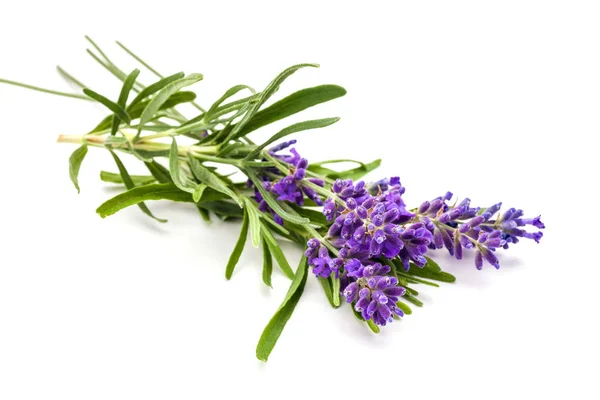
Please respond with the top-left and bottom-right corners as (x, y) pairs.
(261, 225), (294, 280)
(128, 72), (185, 109)
(332, 276), (341, 306)
(100, 171), (156, 186)
(108, 150), (166, 223)
(0, 77), (91, 100)
(245, 199), (262, 248)
(200, 201), (244, 218)
(396, 271), (440, 287)
(262, 237), (273, 288)
(260, 214), (290, 236)
(144, 160), (172, 183)
(336, 159), (382, 180)
(423, 256), (443, 272)
(232, 84), (346, 139)
(256, 256), (308, 362)
(396, 300), (413, 315)
(225, 209), (249, 280)
(56, 66), (87, 88)
(92, 91), (197, 134)
(111, 69), (140, 135)
(193, 183), (207, 203)
(205, 84), (255, 122)
(319, 277), (337, 308)
(288, 204), (329, 226)
(241, 160), (276, 168)
(96, 183), (226, 218)
(168, 139), (196, 193)
(245, 170), (309, 225)
(311, 159), (365, 168)
(115, 41), (164, 79)
(403, 293), (423, 307)
(308, 158), (382, 180)
(406, 286), (419, 296)
(137, 73), (203, 137)
(406, 268), (456, 283)
(245, 117), (339, 160)
(367, 320), (380, 333)
(83, 88), (130, 123)
(68, 145), (88, 193)
(196, 206), (211, 222)
(227, 63), (318, 142)
(187, 155), (243, 207)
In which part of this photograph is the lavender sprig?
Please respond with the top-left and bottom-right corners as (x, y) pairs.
(0, 37), (545, 362)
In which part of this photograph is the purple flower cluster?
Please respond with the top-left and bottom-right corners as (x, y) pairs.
(306, 177), (424, 326)
(303, 175), (544, 326)
(256, 141), (545, 327)
(343, 263), (405, 326)
(414, 193), (545, 269)
(249, 140), (324, 224)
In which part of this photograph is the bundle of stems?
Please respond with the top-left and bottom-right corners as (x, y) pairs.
(0, 37), (544, 362)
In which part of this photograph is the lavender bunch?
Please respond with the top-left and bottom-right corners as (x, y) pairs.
(0, 38), (545, 362)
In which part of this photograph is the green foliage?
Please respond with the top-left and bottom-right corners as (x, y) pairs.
(256, 257), (308, 362)
(108, 150), (166, 222)
(1, 40), (473, 362)
(225, 210), (250, 280)
(100, 171), (156, 186)
(68, 145), (88, 193)
(245, 117), (340, 160)
(231, 84), (347, 139)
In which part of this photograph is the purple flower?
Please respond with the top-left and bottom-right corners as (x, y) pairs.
(341, 261), (406, 326)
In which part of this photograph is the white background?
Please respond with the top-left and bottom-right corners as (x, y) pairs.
(0, 1), (598, 399)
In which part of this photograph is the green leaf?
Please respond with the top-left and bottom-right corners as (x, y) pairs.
(111, 69), (140, 135)
(406, 267), (456, 283)
(245, 170), (309, 225)
(144, 160), (172, 183)
(225, 209), (249, 280)
(68, 145), (88, 193)
(318, 277), (337, 308)
(256, 256), (308, 362)
(396, 300), (413, 315)
(137, 73), (203, 137)
(168, 139), (196, 193)
(226, 63), (319, 142)
(193, 183), (207, 203)
(196, 206), (211, 222)
(403, 293), (423, 307)
(308, 158), (382, 180)
(92, 91), (198, 134)
(100, 171), (156, 186)
(262, 237), (273, 288)
(406, 286), (419, 296)
(96, 183), (226, 218)
(232, 84), (346, 139)
(288, 204), (329, 226)
(205, 84), (255, 122)
(128, 72), (185, 109)
(261, 224), (294, 280)
(423, 256), (442, 273)
(245, 117), (339, 160)
(187, 155), (243, 207)
(200, 201), (244, 219)
(108, 150), (166, 223)
(332, 276), (341, 306)
(245, 198), (262, 248)
(83, 88), (130, 123)
(367, 320), (380, 333)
